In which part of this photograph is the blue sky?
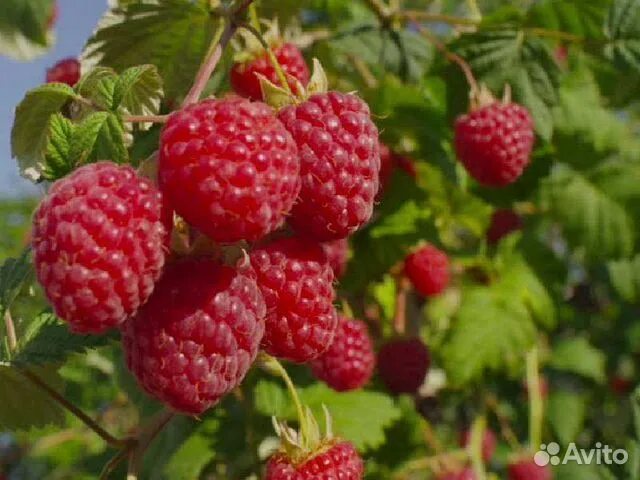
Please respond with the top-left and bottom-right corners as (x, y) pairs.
(0, 1), (107, 198)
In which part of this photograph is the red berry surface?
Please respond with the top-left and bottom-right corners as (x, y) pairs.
(32, 162), (168, 334)
(610, 376), (634, 395)
(159, 97), (300, 243)
(460, 428), (497, 462)
(321, 238), (349, 278)
(404, 244), (450, 297)
(454, 102), (534, 187)
(311, 316), (375, 391)
(122, 258), (266, 414)
(378, 338), (430, 394)
(266, 441), (364, 480)
(46, 58), (80, 86)
(487, 209), (523, 245)
(231, 42), (310, 101)
(250, 237), (337, 363)
(438, 468), (477, 480)
(508, 459), (552, 480)
(279, 92), (380, 240)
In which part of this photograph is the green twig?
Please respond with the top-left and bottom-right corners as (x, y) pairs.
(526, 347), (543, 450)
(4, 310), (17, 351)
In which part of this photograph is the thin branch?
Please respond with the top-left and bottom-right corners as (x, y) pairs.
(400, 10), (479, 26)
(393, 276), (410, 335)
(525, 27), (583, 43)
(20, 368), (127, 448)
(127, 408), (175, 479)
(99, 447), (130, 480)
(526, 347), (543, 450)
(123, 114), (169, 124)
(485, 393), (521, 450)
(364, 0), (391, 22)
(4, 310), (17, 351)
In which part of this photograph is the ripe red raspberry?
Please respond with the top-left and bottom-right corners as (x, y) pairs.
(159, 97), (300, 243)
(250, 237), (337, 362)
(438, 468), (476, 480)
(122, 258), (266, 414)
(231, 43), (310, 101)
(266, 441), (364, 480)
(321, 238), (349, 278)
(378, 338), (430, 394)
(46, 58), (80, 86)
(404, 244), (450, 297)
(311, 316), (375, 391)
(279, 92), (380, 240)
(454, 101), (534, 187)
(487, 209), (523, 245)
(460, 428), (497, 462)
(32, 162), (168, 334)
(507, 459), (552, 480)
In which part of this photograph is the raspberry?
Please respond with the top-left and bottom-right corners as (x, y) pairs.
(266, 441), (364, 480)
(46, 58), (80, 86)
(507, 459), (552, 480)
(487, 209), (523, 245)
(404, 244), (450, 297)
(159, 97), (300, 243)
(321, 238), (349, 278)
(460, 428), (497, 462)
(231, 43), (310, 101)
(279, 91), (380, 240)
(250, 237), (338, 363)
(454, 101), (534, 187)
(610, 376), (633, 395)
(378, 338), (430, 394)
(32, 162), (168, 334)
(122, 258), (266, 414)
(438, 468), (476, 480)
(311, 316), (375, 391)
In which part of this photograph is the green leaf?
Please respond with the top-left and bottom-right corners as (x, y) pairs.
(254, 380), (402, 451)
(632, 385), (640, 438)
(0, 250), (32, 317)
(162, 420), (217, 480)
(453, 28), (561, 140)
(608, 255), (640, 302)
(540, 165), (635, 260)
(75, 66), (119, 111)
(0, 365), (65, 430)
(442, 287), (537, 386)
(11, 83), (77, 182)
(43, 113), (76, 180)
(0, 0), (55, 60)
(8, 313), (110, 367)
(526, 0), (611, 39)
(547, 390), (588, 445)
(69, 112), (128, 165)
(549, 337), (606, 383)
(84, 0), (216, 100)
(604, 0), (640, 73)
(113, 64), (164, 117)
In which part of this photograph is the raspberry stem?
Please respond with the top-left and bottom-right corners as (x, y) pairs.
(485, 393), (521, 450)
(469, 416), (487, 480)
(20, 368), (128, 448)
(526, 347), (543, 450)
(3, 310), (17, 351)
(123, 114), (168, 124)
(393, 276), (410, 335)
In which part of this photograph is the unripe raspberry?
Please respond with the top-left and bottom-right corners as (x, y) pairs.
(266, 441), (364, 480)
(460, 428), (497, 462)
(158, 97), (300, 243)
(404, 244), (450, 297)
(455, 101), (534, 187)
(250, 237), (338, 363)
(487, 209), (523, 245)
(122, 258), (266, 414)
(231, 43), (310, 101)
(311, 316), (375, 391)
(32, 162), (168, 334)
(378, 338), (430, 394)
(507, 459), (552, 480)
(46, 58), (80, 86)
(279, 91), (380, 240)
(321, 238), (349, 278)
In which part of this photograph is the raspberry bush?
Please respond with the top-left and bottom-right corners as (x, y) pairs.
(1, 0), (640, 479)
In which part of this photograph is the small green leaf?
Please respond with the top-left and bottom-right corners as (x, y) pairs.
(0, 0), (55, 60)
(11, 83), (77, 182)
(162, 420), (217, 480)
(43, 113), (76, 179)
(0, 251), (32, 318)
(547, 390), (588, 445)
(549, 337), (606, 383)
(0, 365), (65, 430)
(75, 66), (119, 111)
(526, 0), (610, 39)
(69, 112), (128, 165)
(608, 255), (640, 302)
(113, 64), (164, 117)
(604, 0), (640, 73)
